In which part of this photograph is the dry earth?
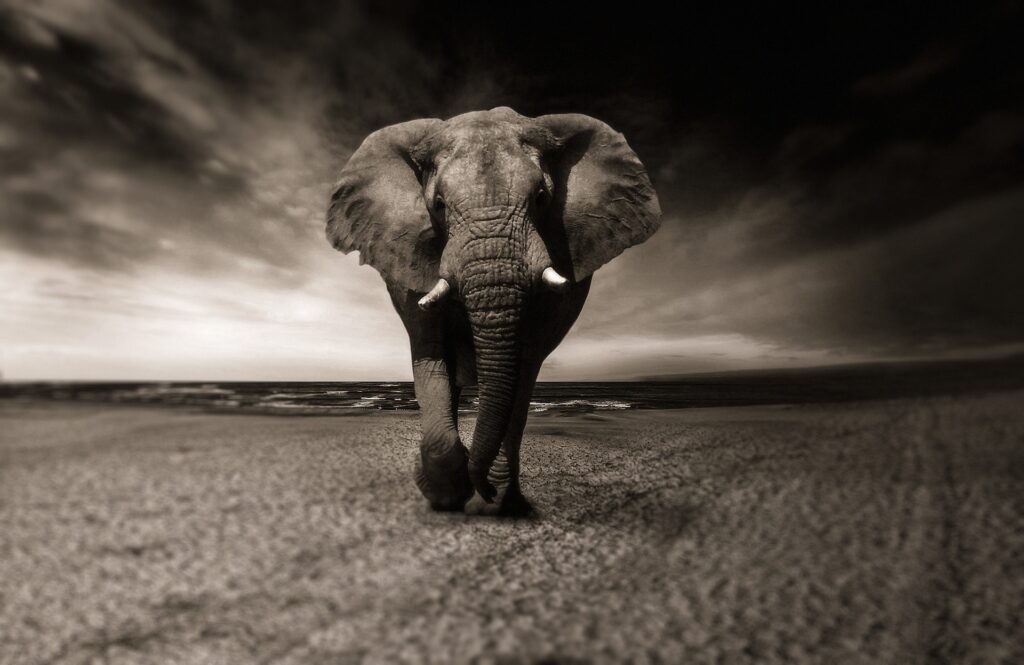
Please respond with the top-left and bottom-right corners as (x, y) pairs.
(2, 392), (1023, 664)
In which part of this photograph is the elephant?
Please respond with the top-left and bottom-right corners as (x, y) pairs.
(325, 106), (661, 516)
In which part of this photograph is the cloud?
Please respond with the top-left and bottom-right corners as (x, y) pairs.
(852, 45), (961, 96)
(0, 1), (1021, 379)
(0, 248), (408, 380)
(563, 107), (1024, 370)
(0, 0), (425, 379)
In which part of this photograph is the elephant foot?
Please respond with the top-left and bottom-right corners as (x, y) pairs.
(416, 441), (473, 512)
(464, 485), (534, 518)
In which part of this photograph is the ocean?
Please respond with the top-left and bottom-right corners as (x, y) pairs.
(3, 355), (1022, 415)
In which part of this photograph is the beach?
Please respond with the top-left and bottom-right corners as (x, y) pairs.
(2, 392), (1023, 664)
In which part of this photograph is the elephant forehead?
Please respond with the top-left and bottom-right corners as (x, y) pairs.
(439, 126), (538, 179)
(441, 150), (540, 205)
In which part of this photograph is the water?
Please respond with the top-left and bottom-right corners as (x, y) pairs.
(3, 355), (1022, 415)
(0, 381), (632, 414)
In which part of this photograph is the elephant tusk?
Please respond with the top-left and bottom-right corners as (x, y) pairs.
(417, 278), (451, 310)
(541, 267), (569, 290)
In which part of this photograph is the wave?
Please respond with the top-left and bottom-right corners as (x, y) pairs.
(3, 381), (646, 413)
(530, 399), (632, 413)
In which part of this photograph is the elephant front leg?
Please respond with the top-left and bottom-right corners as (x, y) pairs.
(412, 357), (473, 511)
(469, 442), (532, 517)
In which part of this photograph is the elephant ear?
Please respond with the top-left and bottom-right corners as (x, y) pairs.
(536, 114), (662, 281)
(326, 119), (445, 293)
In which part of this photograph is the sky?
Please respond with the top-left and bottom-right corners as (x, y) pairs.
(1, 0), (1022, 380)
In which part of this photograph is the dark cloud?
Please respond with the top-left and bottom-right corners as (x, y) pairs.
(0, 9), (218, 175)
(1, 0), (1022, 378)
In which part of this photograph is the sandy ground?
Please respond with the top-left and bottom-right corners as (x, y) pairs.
(2, 393), (1023, 665)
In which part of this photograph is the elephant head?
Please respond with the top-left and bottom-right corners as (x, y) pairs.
(327, 107), (660, 501)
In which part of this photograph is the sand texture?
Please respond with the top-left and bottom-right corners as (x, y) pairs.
(2, 392), (1023, 664)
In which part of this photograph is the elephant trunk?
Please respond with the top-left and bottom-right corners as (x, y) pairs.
(465, 290), (523, 501)
(455, 212), (529, 502)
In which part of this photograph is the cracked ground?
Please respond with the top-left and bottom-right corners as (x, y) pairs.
(2, 392), (1023, 664)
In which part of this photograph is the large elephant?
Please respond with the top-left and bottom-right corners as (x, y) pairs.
(326, 107), (661, 515)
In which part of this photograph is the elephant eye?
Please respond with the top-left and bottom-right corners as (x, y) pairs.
(535, 186), (550, 208)
(432, 195), (446, 216)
